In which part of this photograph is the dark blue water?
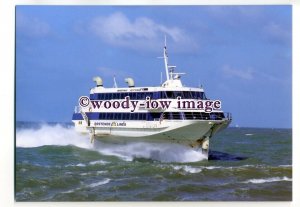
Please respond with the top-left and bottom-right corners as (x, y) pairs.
(15, 122), (292, 201)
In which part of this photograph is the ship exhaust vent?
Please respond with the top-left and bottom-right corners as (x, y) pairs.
(125, 78), (135, 88)
(93, 76), (103, 87)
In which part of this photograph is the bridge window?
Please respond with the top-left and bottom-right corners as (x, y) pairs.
(173, 91), (183, 98)
(183, 91), (192, 99)
(161, 91), (167, 99)
(153, 92), (160, 99)
(131, 92), (137, 100)
(191, 91), (203, 99)
(145, 92), (153, 99)
(166, 91), (174, 98)
(136, 92), (142, 100)
(90, 94), (96, 100)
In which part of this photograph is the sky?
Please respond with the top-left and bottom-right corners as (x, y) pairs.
(16, 5), (292, 128)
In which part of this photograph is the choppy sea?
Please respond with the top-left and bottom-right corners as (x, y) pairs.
(15, 122), (292, 201)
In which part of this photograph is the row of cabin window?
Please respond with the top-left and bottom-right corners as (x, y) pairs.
(164, 112), (225, 120)
(87, 112), (161, 121)
(86, 112), (224, 121)
(90, 91), (206, 100)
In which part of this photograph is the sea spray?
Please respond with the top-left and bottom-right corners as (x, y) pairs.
(16, 123), (207, 162)
(16, 124), (92, 149)
(93, 141), (207, 163)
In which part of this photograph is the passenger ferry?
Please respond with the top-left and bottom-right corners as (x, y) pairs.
(72, 40), (232, 159)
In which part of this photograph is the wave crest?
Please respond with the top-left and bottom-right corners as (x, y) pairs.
(242, 176), (292, 184)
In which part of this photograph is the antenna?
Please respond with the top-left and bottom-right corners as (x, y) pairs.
(159, 36), (185, 83)
(163, 35), (169, 80)
(113, 75), (118, 88)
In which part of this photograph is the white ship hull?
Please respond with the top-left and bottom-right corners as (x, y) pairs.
(73, 118), (231, 158)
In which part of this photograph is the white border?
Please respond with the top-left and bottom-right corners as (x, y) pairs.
(0, 1), (298, 207)
(11, 0), (294, 5)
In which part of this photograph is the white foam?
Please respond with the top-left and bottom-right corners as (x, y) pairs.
(16, 124), (92, 149)
(203, 166), (223, 170)
(61, 189), (77, 194)
(182, 166), (202, 173)
(89, 160), (110, 165)
(16, 124), (207, 163)
(278, 165), (292, 168)
(195, 164), (292, 171)
(76, 163), (86, 167)
(86, 178), (110, 188)
(94, 141), (207, 163)
(242, 176), (292, 184)
(171, 165), (202, 173)
(96, 170), (108, 175)
(61, 178), (111, 195)
(65, 163), (86, 167)
(79, 170), (108, 176)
